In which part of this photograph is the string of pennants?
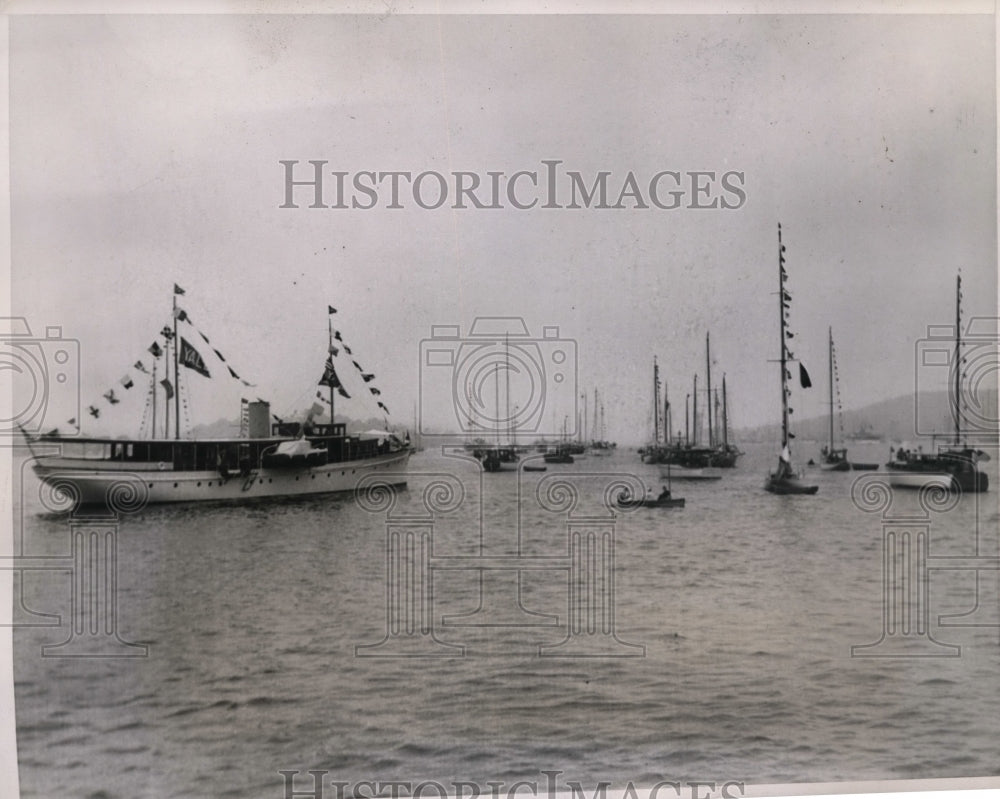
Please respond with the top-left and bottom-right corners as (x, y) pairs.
(77, 284), (257, 424)
(831, 334), (845, 442)
(316, 305), (391, 418)
(778, 224), (812, 437)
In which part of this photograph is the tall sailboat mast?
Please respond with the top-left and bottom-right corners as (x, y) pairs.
(778, 223), (790, 452)
(663, 378), (670, 446)
(685, 394), (690, 446)
(722, 374), (729, 449)
(173, 292), (181, 440)
(328, 316), (336, 424)
(590, 388), (604, 440)
(706, 332), (713, 448)
(505, 334), (511, 445)
(151, 358), (157, 439)
(653, 357), (660, 444)
(828, 327), (835, 453)
(954, 273), (962, 446)
(765, 224), (817, 494)
(692, 374), (698, 446)
(164, 337), (172, 440)
(494, 363), (500, 447)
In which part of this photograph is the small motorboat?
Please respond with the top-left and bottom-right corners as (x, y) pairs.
(543, 449), (574, 464)
(616, 486), (685, 509)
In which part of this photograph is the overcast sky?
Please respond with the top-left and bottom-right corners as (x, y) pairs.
(8, 11), (996, 444)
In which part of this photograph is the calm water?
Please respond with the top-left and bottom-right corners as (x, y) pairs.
(12, 443), (1000, 798)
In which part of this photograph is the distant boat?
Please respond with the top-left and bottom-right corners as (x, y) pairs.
(638, 356), (667, 464)
(617, 486), (685, 509)
(586, 388), (616, 455)
(472, 445), (520, 472)
(543, 447), (574, 464)
(710, 373), (742, 467)
(468, 338), (520, 472)
(701, 333), (742, 468)
(847, 422), (882, 441)
(654, 338), (740, 470)
(886, 274), (989, 493)
(764, 224), (818, 495)
(619, 462), (684, 509)
(819, 328), (878, 472)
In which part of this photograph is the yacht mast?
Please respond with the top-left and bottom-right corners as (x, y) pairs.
(778, 224), (790, 452)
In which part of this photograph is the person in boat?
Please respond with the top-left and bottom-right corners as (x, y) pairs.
(657, 485), (672, 501)
(775, 446), (794, 480)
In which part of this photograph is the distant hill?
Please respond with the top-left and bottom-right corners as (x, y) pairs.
(736, 389), (998, 443)
(189, 413), (406, 439)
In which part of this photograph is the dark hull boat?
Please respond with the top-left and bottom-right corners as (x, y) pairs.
(617, 494), (686, 509)
(887, 447), (988, 493)
(470, 446), (519, 472)
(885, 275), (989, 493)
(766, 461), (819, 494)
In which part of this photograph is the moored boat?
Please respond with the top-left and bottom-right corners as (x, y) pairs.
(885, 275), (989, 493)
(616, 487), (685, 509)
(887, 444), (989, 493)
(31, 423), (410, 506)
(25, 288), (410, 508)
(819, 328), (878, 472)
(543, 447), (574, 464)
(764, 224), (818, 496)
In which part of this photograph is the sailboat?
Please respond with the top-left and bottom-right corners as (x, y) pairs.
(713, 374), (743, 467)
(588, 389), (615, 455)
(543, 416), (575, 463)
(639, 357), (665, 464)
(764, 224), (818, 495)
(819, 327), (878, 471)
(657, 373), (721, 480)
(886, 274), (989, 492)
(25, 288), (410, 507)
(655, 335), (739, 472)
